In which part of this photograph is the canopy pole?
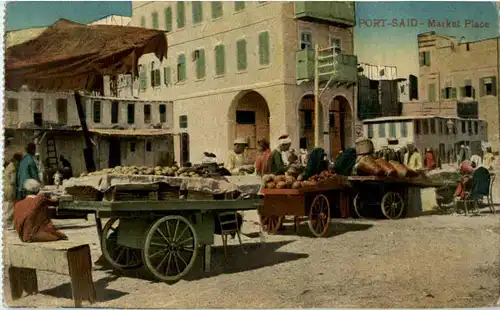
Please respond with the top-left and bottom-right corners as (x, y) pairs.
(74, 91), (96, 172)
(314, 44), (320, 148)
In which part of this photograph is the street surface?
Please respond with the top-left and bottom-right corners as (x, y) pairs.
(3, 204), (499, 308)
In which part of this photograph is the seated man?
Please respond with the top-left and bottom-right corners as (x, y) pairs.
(14, 179), (67, 242)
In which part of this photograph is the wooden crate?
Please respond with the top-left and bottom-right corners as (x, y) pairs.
(104, 184), (159, 201)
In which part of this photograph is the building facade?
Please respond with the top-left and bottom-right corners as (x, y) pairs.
(408, 31), (499, 151)
(128, 1), (358, 162)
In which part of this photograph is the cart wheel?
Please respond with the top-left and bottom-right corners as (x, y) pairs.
(308, 194), (331, 237)
(101, 217), (143, 270)
(353, 193), (366, 219)
(142, 215), (198, 283)
(259, 215), (283, 235)
(381, 192), (405, 220)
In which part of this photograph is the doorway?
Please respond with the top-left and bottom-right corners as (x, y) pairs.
(108, 138), (121, 168)
(180, 133), (190, 165)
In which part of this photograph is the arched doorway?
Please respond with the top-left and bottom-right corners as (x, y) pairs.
(228, 90), (270, 162)
(329, 96), (352, 159)
(298, 94), (322, 151)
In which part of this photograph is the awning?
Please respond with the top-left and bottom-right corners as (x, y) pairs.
(90, 129), (172, 137)
(5, 19), (167, 92)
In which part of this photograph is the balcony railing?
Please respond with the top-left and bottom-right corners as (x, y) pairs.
(294, 2), (355, 28)
(296, 49), (358, 84)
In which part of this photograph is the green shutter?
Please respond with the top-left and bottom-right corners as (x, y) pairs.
(177, 2), (185, 28)
(140, 70), (147, 90)
(140, 16), (146, 27)
(211, 1), (223, 19)
(258, 31), (270, 65)
(426, 52), (431, 66)
(236, 39), (247, 71)
(152, 12), (159, 29)
(215, 45), (225, 75)
(234, 1), (245, 11)
(196, 49), (206, 79)
(164, 67), (171, 85)
(428, 83), (435, 101)
(177, 54), (186, 81)
(451, 87), (457, 99)
(164, 7), (172, 32)
(192, 2), (203, 24)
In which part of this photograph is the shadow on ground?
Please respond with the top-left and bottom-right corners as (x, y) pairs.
(39, 275), (127, 302)
(93, 240), (307, 283)
(273, 219), (373, 238)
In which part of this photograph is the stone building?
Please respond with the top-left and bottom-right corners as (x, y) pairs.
(403, 31), (499, 151)
(126, 1), (358, 162)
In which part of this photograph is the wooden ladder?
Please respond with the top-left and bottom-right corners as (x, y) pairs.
(45, 136), (58, 170)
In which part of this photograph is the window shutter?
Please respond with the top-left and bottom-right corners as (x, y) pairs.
(419, 52), (424, 66)
(196, 49), (206, 79)
(140, 71), (147, 90)
(152, 12), (159, 29)
(192, 2), (203, 24)
(140, 16), (146, 27)
(211, 2), (223, 19)
(479, 78), (485, 97)
(177, 54), (186, 81)
(164, 7), (172, 32)
(235, 1), (245, 11)
(492, 77), (497, 96)
(451, 87), (457, 99)
(155, 70), (161, 86)
(151, 70), (155, 87)
(258, 31), (270, 65)
(164, 67), (171, 85)
(215, 45), (225, 75)
(177, 2), (185, 28)
(236, 39), (247, 71)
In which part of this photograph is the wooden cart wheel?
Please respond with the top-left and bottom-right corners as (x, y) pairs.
(101, 217), (143, 270)
(259, 215), (284, 235)
(142, 215), (198, 283)
(308, 194), (331, 237)
(353, 193), (365, 219)
(381, 192), (405, 220)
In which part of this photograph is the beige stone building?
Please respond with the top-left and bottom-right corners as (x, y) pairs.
(129, 1), (358, 163)
(404, 31), (499, 151)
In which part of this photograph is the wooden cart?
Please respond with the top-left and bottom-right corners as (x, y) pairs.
(58, 198), (260, 283)
(348, 176), (444, 220)
(259, 177), (350, 237)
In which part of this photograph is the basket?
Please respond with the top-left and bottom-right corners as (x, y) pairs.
(355, 138), (374, 155)
(64, 186), (103, 201)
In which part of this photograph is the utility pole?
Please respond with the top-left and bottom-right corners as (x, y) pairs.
(314, 44), (320, 147)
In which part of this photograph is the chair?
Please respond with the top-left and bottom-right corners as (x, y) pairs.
(217, 211), (246, 258)
(463, 168), (495, 215)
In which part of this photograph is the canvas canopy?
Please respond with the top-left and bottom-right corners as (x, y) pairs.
(5, 19), (167, 92)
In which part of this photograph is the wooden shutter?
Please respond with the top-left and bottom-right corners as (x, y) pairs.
(492, 77), (497, 96)
(419, 52), (424, 66)
(152, 12), (159, 29)
(155, 70), (161, 86)
(164, 7), (172, 32)
(479, 78), (485, 97)
(140, 16), (146, 27)
(164, 67), (171, 85)
(215, 45), (225, 75)
(425, 51), (431, 66)
(235, 1), (245, 11)
(211, 2), (223, 19)
(196, 49), (206, 79)
(451, 87), (457, 99)
(140, 71), (147, 90)
(177, 54), (186, 81)
(236, 39), (247, 71)
(192, 2), (203, 24)
(177, 2), (185, 28)
(258, 31), (270, 65)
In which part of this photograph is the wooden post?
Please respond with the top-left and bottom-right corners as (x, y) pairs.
(74, 91), (96, 172)
(314, 44), (320, 148)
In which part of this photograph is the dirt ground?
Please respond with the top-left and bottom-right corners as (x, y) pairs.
(3, 208), (499, 308)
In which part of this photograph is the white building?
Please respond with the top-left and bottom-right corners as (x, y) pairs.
(363, 115), (488, 161)
(120, 1), (358, 163)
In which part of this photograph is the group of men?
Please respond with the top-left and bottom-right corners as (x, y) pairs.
(225, 134), (307, 176)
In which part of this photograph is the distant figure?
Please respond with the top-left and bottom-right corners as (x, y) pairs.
(16, 143), (40, 201)
(270, 136), (292, 175)
(255, 139), (271, 176)
(59, 155), (73, 179)
(424, 147), (437, 170)
(403, 143), (423, 170)
(457, 145), (466, 166)
(299, 149), (308, 167)
(470, 152), (482, 168)
(3, 153), (24, 230)
(483, 147), (495, 170)
(278, 134), (292, 166)
(225, 138), (249, 175)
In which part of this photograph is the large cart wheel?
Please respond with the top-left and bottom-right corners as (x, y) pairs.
(308, 194), (331, 237)
(381, 192), (405, 220)
(142, 215), (198, 283)
(259, 215), (284, 235)
(353, 193), (366, 218)
(101, 217), (143, 270)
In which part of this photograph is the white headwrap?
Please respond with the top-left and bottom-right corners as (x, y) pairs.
(278, 137), (292, 146)
(24, 179), (41, 194)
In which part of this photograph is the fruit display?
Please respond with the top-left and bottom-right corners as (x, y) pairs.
(262, 170), (338, 190)
(79, 165), (203, 178)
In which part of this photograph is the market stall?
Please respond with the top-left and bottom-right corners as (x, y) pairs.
(57, 168), (263, 283)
